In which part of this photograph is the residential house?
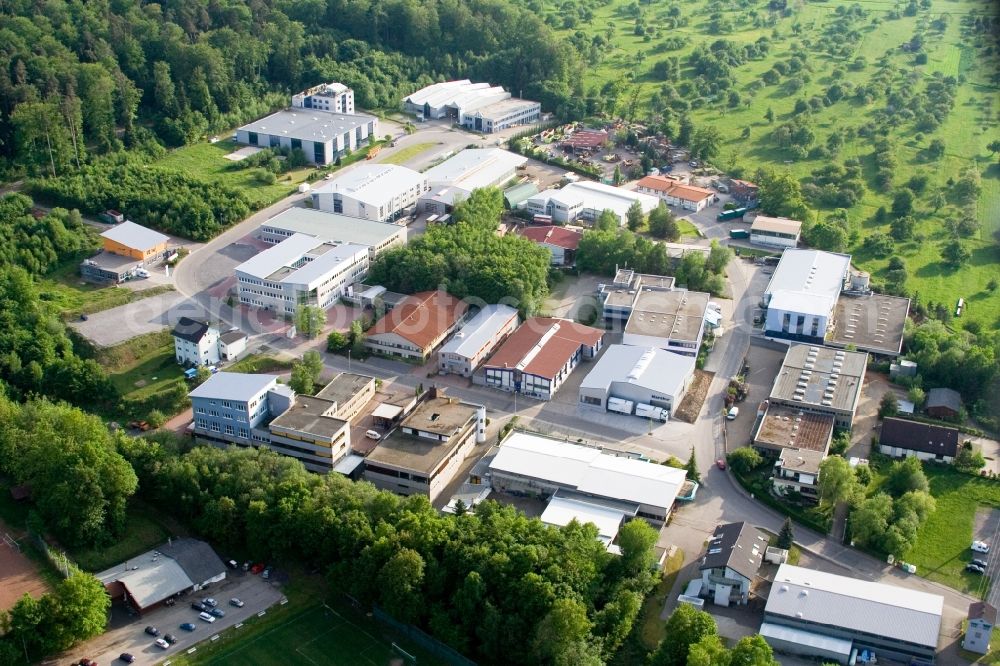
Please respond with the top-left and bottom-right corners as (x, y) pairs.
(364, 290), (468, 361)
(699, 522), (768, 606)
(878, 417), (959, 463)
(172, 318), (220, 366)
(926, 387), (962, 419)
(218, 330), (249, 361)
(772, 448), (825, 502)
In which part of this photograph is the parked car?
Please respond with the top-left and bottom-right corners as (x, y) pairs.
(198, 612), (216, 623)
(119, 654), (135, 663)
(966, 563), (986, 574)
(226, 559), (238, 569)
(716, 458), (727, 470)
(365, 429), (381, 440)
(973, 541), (991, 554)
(144, 626), (159, 636)
(262, 566), (271, 580)
(973, 558), (988, 568)
(230, 598), (245, 608)
(250, 563), (265, 574)
(155, 638), (170, 649)
(726, 406), (739, 420)
(79, 314), (88, 321)
(210, 607), (226, 618)
(191, 601), (208, 612)
(179, 623), (197, 632)
(163, 633), (177, 644)
(202, 597), (218, 608)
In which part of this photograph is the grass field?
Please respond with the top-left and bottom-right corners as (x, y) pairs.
(542, 0), (1000, 324)
(175, 601), (443, 666)
(378, 142), (439, 165)
(902, 465), (1000, 597)
(676, 218), (700, 240)
(38, 260), (176, 320)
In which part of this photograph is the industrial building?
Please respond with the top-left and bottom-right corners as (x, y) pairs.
(761, 564), (943, 664)
(292, 82), (354, 114)
(477, 317), (604, 400)
(235, 233), (369, 314)
(488, 431), (688, 526)
(236, 109), (378, 165)
(698, 522), (768, 607)
(525, 181), (659, 225)
(622, 288), (712, 356)
(419, 148), (528, 214)
(878, 417), (959, 463)
(763, 249), (852, 345)
(80, 221), (171, 283)
(98, 539), (226, 615)
(578, 345), (696, 420)
(363, 390), (486, 502)
(310, 164), (427, 222)
(402, 80), (541, 132)
(598, 268), (675, 321)
(363, 290), (468, 361)
(768, 345), (867, 429)
(750, 216), (802, 248)
(753, 403), (835, 455)
(517, 225), (583, 266)
(634, 175), (715, 212)
(438, 304), (519, 377)
(257, 207), (407, 260)
(827, 292), (910, 356)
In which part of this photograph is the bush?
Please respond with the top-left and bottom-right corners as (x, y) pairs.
(727, 447), (763, 476)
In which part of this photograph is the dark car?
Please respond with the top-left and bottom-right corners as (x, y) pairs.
(966, 563), (986, 574)
(119, 654), (135, 663)
(163, 633), (177, 644)
(191, 601), (208, 612)
(144, 625), (159, 636)
(180, 622), (197, 632)
(973, 558), (989, 569)
(210, 607), (226, 618)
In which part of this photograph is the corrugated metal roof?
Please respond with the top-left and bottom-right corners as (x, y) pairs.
(766, 564), (943, 649)
(439, 305), (518, 359)
(311, 164), (426, 210)
(422, 148), (527, 190)
(759, 622), (853, 655)
(100, 221), (169, 251)
(540, 496), (625, 541)
(764, 249), (851, 307)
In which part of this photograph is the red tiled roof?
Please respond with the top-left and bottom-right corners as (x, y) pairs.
(518, 226), (583, 251)
(636, 176), (714, 202)
(483, 317), (604, 380)
(562, 130), (609, 149)
(366, 290), (468, 351)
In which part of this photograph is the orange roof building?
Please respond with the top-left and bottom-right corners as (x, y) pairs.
(364, 290), (468, 361)
(635, 175), (715, 212)
(517, 226), (583, 266)
(477, 317), (604, 400)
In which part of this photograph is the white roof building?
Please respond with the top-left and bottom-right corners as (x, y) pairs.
(488, 431), (688, 524)
(100, 221), (170, 252)
(764, 249), (851, 345)
(540, 495), (627, 545)
(438, 304), (519, 378)
(526, 181), (659, 225)
(188, 371), (278, 403)
(423, 148), (528, 192)
(579, 345), (696, 415)
(763, 564), (943, 663)
(257, 207), (406, 259)
(404, 80), (510, 117)
(310, 164), (427, 223)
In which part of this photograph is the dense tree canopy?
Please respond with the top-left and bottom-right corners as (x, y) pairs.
(0, 195), (98, 275)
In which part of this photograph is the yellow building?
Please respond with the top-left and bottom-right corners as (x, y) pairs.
(100, 221), (169, 261)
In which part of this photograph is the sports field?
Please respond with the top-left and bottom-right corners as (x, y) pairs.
(184, 603), (441, 666)
(0, 520), (50, 610)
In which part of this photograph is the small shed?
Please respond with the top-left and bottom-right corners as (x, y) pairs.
(889, 359), (917, 380)
(926, 387), (962, 419)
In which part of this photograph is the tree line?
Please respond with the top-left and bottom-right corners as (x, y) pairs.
(366, 189), (551, 315)
(0, 194), (98, 276)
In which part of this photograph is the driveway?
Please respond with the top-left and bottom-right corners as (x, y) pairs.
(55, 573), (285, 666)
(69, 292), (197, 347)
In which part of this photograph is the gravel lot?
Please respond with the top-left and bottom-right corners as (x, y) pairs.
(68, 291), (196, 347)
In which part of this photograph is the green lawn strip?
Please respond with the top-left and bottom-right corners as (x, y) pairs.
(38, 260), (177, 320)
(901, 464), (1000, 597)
(377, 142), (439, 165)
(67, 504), (169, 572)
(639, 549), (685, 649)
(225, 354), (294, 374)
(676, 219), (701, 239)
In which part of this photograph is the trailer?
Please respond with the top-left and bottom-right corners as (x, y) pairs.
(607, 397), (635, 415)
(717, 207), (748, 222)
(729, 228), (750, 239)
(635, 403), (669, 422)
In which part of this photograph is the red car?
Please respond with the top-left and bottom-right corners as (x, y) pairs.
(716, 459), (727, 470)
(250, 563), (265, 575)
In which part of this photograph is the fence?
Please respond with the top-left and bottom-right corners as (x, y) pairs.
(27, 530), (75, 578)
(372, 605), (477, 666)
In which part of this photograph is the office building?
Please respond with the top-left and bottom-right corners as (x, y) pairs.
(292, 82), (354, 114)
(622, 288), (711, 356)
(257, 207), (406, 260)
(310, 164), (427, 222)
(438, 305), (519, 377)
(763, 249), (851, 345)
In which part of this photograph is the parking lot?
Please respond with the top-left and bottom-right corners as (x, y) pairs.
(68, 291), (197, 347)
(72, 571), (285, 666)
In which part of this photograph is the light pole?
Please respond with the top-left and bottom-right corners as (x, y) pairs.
(347, 349), (351, 371)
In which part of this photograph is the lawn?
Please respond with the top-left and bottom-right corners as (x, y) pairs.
(377, 142), (440, 165)
(542, 0), (1000, 325)
(902, 464), (1000, 597)
(38, 260), (176, 320)
(225, 354), (295, 374)
(173, 599), (443, 666)
(67, 504), (169, 572)
(676, 218), (700, 240)
(99, 330), (188, 420)
(639, 548), (685, 649)
(154, 140), (312, 208)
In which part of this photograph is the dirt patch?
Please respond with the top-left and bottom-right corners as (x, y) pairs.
(0, 521), (51, 610)
(674, 370), (715, 423)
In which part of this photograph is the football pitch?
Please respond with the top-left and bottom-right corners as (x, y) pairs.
(193, 603), (437, 666)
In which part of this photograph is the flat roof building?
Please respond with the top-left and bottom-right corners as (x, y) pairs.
(623, 289), (711, 357)
(753, 403), (835, 454)
(292, 82), (354, 114)
(477, 317), (604, 400)
(310, 164), (427, 223)
(419, 149), (528, 215)
(750, 216), (802, 248)
(827, 293), (910, 356)
(236, 109), (378, 166)
(772, 448), (826, 502)
(364, 290), (468, 362)
(236, 233), (369, 315)
(599, 269), (676, 321)
(403, 80), (540, 133)
(762, 563), (943, 664)
(313, 372), (377, 422)
(488, 431), (688, 525)
(764, 249), (852, 346)
(257, 207), (406, 260)
(579, 345), (696, 418)
(526, 181), (659, 225)
(364, 391), (486, 502)
(81, 221), (170, 283)
(438, 304), (519, 378)
(769, 344), (867, 429)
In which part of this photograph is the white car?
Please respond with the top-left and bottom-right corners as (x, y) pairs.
(202, 598), (218, 608)
(973, 541), (991, 554)
(155, 638), (169, 649)
(198, 612), (216, 623)
(726, 406), (739, 420)
(365, 429), (381, 440)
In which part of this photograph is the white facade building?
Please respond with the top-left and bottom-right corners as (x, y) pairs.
(236, 233), (369, 315)
(292, 82), (354, 114)
(525, 181), (659, 225)
(438, 305), (519, 377)
(763, 249), (851, 345)
(310, 164), (427, 222)
(172, 317), (220, 366)
(750, 216), (802, 248)
(579, 345), (696, 419)
(403, 80), (541, 133)
(257, 208), (406, 261)
(699, 522), (767, 607)
(419, 149), (528, 214)
(236, 110), (378, 166)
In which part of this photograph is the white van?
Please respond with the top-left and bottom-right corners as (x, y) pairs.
(198, 612), (216, 623)
(365, 430), (381, 440)
(726, 406), (739, 420)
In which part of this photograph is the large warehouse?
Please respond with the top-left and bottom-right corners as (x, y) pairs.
(579, 345), (696, 419)
(310, 164), (427, 222)
(236, 109), (378, 165)
(762, 564), (943, 664)
(419, 148), (528, 214)
(403, 80), (541, 132)
(525, 181), (659, 225)
(763, 249), (851, 345)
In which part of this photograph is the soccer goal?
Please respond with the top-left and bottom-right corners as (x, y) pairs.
(3, 532), (22, 553)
